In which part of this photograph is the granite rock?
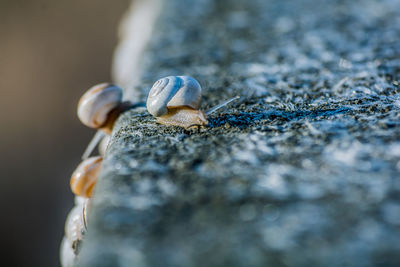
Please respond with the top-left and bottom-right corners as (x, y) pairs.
(78, 0), (400, 266)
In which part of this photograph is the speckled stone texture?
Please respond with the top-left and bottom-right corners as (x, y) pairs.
(77, 0), (400, 266)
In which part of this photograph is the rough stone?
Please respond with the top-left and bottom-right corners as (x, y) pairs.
(78, 0), (400, 266)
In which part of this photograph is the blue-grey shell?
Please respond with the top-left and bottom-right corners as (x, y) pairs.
(146, 76), (202, 117)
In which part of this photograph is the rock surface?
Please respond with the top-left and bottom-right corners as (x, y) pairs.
(78, 0), (400, 266)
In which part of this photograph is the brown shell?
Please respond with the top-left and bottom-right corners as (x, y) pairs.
(70, 156), (102, 198)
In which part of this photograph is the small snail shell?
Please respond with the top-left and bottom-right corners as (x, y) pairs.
(77, 83), (123, 131)
(147, 76), (202, 117)
(61, 203), (87, 266)
(146, 76), (208, 128)
(60, 237), (75, 267)
(64, 205), (86, 246)
(70, 156), (102, 198)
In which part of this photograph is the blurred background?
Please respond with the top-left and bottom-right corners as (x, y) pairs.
(0, 0), (130, 266)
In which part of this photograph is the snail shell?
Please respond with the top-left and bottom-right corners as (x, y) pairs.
(64, 205), (86, 246)
(70, 156), (102, 198)
(61, 203), (87, 266)
(60, 237), (75, 267)
(146, 76), (202, 117)
(77, 83), (123, 129)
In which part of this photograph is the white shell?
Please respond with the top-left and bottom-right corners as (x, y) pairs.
(146, 76), (202, 117)
(64, 205), (86, 245)
(61, 198), (91, 266)
(60, 237), (76, 267)
(74, 196), (86, 206)
(77, 83), (123, 128)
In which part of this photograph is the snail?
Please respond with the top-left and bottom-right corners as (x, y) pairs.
(62, 84), (122, 266)
(77, 83), (128, 133)
(61, 199), (89, 267)
(146, 76), (239, 128)
(70, 156), (102, 198)
(64, 205), (86, 246)
(60, 237), (75, 267)
(77, 83), (138, 159)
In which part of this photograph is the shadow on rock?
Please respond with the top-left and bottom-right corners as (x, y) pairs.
(208, 107), (350, 128)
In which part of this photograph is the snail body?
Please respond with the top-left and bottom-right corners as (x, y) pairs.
(98, 134), (110, 156)
(70, 156), (102, 198)
(156, 107), (207, 128)
(147, 76), (208, 128)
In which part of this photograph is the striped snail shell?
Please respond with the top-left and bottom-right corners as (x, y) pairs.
(70, 156), (102, 198)
(77, 83), (123, 129)
(146, 76), (202, 117)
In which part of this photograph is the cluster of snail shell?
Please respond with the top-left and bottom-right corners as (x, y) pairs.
(60, 77), (238, 266)
(61, 83), (127, 267)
